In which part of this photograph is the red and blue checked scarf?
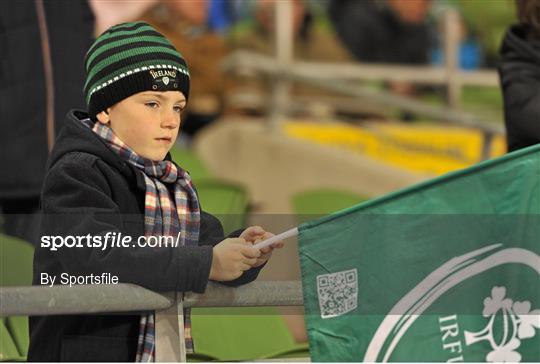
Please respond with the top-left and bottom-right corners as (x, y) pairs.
(83, 118), (200, 362)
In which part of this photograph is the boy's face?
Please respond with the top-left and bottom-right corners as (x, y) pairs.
(96, 91), (186, 161)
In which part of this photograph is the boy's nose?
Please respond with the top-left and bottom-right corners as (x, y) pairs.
(161, 111), (180, 129)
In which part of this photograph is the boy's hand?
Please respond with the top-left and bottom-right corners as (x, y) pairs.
(209, 238), (261, 281)
(240, 226), (284, 268)
(251, 231), (284, 267)
(239, 226), (266, 243)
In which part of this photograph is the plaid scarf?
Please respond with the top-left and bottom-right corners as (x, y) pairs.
(82, 119), (200, 361)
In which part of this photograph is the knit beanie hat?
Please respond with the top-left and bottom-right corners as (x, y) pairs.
(83, 21), (190, 118)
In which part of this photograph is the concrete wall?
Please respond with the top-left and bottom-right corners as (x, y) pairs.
(194, 117), (430, 281)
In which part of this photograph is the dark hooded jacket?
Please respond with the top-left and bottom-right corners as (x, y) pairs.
(0, 0), (94, 199)
(499, 24), (540, 152)
(28, 110), (263, 362)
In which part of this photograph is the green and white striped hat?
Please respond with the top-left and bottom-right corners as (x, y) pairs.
(84, 21), (190, 118)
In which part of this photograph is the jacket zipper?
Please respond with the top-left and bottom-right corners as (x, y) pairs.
(35, 0), (55, 152)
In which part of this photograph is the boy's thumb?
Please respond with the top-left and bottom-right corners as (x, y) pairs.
(251, 226), (265, 235)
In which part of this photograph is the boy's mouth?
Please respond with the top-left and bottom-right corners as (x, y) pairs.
(155, 137), (172, 143)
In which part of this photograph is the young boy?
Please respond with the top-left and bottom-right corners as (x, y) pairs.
(28, 21), (282, 362)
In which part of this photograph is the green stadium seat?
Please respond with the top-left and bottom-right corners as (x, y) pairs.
(267, 342), (310, 359)
(0, 234), (34, 287)
(186, 352), (218, 362)
(169, 146), (251, 233)
(0, 234), (34, 361)
(0, 319), (23, 362)
(291, 188), (368, 224)
(4, 317), (28, 358)
(195, 180), (250, 235)
(191, 307), (303, 361)
(169, 146), (212, 183)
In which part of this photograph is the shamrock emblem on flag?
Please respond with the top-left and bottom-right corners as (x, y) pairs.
(464, 286), (540, 362)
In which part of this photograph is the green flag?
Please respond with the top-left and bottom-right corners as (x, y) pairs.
(299, 144), (540, 362)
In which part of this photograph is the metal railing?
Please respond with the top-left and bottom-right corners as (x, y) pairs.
(222, 50), (502, 133)
(223, 49), (502, 161)
(0, 281), (304, 362)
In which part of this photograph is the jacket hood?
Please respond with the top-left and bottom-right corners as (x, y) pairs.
(48, 110), (127, 172)
(500, 24), (540, 64)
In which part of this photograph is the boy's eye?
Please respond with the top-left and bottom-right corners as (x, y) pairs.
(173, 106), (183, 113)
(145, 102), (159, 109)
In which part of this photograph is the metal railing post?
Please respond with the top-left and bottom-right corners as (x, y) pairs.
(480, 130), (495, 162)
(155, 291), (186, 362)
(444, 9), (461, 109)
(270, 0), (294, 132)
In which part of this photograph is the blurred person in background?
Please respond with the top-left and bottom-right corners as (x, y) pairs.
(226, 0), (357, 118)
(0, 0), (94, 243)
(328, 0), (433, 98)
(499, 0), (540, 152)
(228, 0), (314, 55)
(329, 0), (432, 65)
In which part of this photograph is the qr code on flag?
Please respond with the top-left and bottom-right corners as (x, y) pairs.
(317, 268), (358, 319)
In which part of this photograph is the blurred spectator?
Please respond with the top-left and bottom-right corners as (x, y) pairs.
(0, 0), (94, 243)
(89, 0), (158, 35)
(328, 0), (432, 65)
(327, 0), (435, 109)
(226, 0), (356, 117)
(208, 0), (234, 34)
(255, 0), (309, 36)
(229, 0), (340, 60)
(499, 0), (540, 152)
(89, 0), (209, 35)
(429, 0), (481, 70)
